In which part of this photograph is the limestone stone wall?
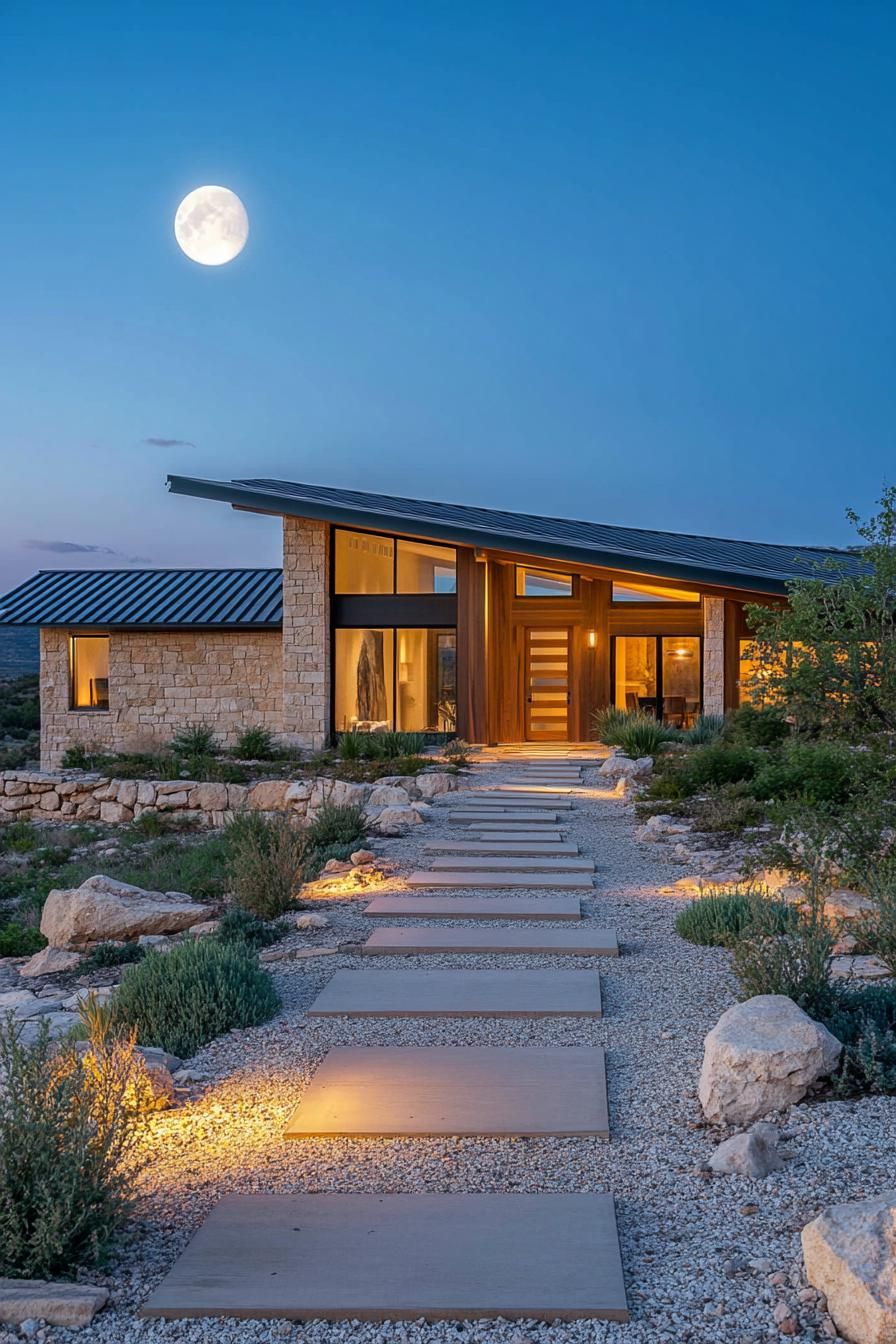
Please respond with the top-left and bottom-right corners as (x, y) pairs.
(702, 597), (725, 716)
(282, 516), (330, 749)
(40, 628), (283, 769)
(0, 768), (457, 830)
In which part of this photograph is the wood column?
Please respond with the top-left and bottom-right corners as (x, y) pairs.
(456, 548), (488, 743)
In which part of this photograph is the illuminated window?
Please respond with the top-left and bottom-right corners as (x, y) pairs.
(739, 638), (799, 706)
(396, 539), (456, 593)
(612, 581), (700, 602)
(334, 530), (394, 594)
(334, 627), (457, 733)
(516, 567), (573, 598)
(70, 636), (109, 710)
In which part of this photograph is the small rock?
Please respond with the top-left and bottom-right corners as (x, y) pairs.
(321, 859), (353, 876)
(295, 913), (329, 931)
(0, 1279), (108, 1328)
(709, 1123), (784, 1178)
(19, 947), (81, 979)
(802, 1194), (896, 1344)
(350, 849), (376, 866)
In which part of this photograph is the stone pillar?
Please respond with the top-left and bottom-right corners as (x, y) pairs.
(281, 516), (331, 749)
(702, 597), (725, 716)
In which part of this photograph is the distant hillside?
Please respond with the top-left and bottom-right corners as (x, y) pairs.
(0, 627), (39, 679)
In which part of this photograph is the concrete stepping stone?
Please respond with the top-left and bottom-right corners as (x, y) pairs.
(363, 895), (581, 920)
(283, 1045), (609, 1138)
(472, 827), (565, 839)
(424, 840), (580, 856)
(450, 811), (560, 824)
(306, 969), (602, 1017)
(407, 870), (592, 890)
(362, 926), (619, 956)
(139, 1191), (629, 1322)
(451, 795), (574, 808)
(430, 856), (593, 873)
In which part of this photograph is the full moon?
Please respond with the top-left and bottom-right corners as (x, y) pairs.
(174, 185), (249, 266)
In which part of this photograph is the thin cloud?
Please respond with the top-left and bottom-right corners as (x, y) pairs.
(143, 436), (195, 448)
(23, 540), (151, 564)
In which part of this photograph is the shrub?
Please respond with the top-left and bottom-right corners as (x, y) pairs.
(615, 713), (678, 758)
(0, 921), (46, 957)
(751, 740), (857, 806)
(61, 743), (92, 770)
(0, 1014), (148, 1277)
(592, 705), (634, 746)
(727, 704), (791, 747)
(824, 984), (896, 1096)
(115, 835), (230, 904)
(378, 730), (426, 758)
(306, 801), (367, 851)
(215, 905), (289, 950)
(225, 812), (307, 918)
(678, 743), (760, 793)
(689, 785), (768, 834)
(170, 724), (220, 757)
(0, 820), (39, 855)
(338, 732), (363, 761)
(234, 726), (278, 760)
(675, 886), (798, 947)
(683, 714), (727, 746)
(112, 938), (280, 1058)
(730, 880), (837, 1018)
(79, 941), (146, 972)
(442, 738), (472, 766)
(852, 860), (896, 977)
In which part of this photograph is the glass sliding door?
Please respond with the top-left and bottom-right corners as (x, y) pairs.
(334, 627), (456, 733)
(397, 629), (457, 732)
(612, 635), (701, 726)
(334, 629), (395, 732)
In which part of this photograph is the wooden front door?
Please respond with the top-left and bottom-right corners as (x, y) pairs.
(524, 627), (571, 740)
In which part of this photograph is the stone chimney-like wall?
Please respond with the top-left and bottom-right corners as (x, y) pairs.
(281, 515), (331, 749)
(702, 596), (726, 716)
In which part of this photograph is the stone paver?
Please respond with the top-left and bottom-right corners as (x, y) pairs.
(450, 795), (574, 808)
(362, 895), (582, 920)
(283, 1046), (609, 1138)
(406, 869), (593, 889)
(362, 926), (619, 956)
(472, 827), (565, 839)
(424, 840), (580, 856)
(449, 811), (560, 824)
(139, 1192), (628, 1321)
(429, 855), (593, 872)
(305, 968), (602, 1017)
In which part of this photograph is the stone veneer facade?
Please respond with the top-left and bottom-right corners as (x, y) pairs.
(40, 628), (283, 770)
(701, 596), (726, 716)
(281, 516), (330, 750)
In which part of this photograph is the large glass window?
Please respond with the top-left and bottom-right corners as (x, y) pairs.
(70, 636), (109, 710)
(334, 629), (394, 731)
(614, 636), (657, 713)
(613, 635), (701, 726)
(396, 539), (456, 594)
(334, 530), (394, 594)
(515, 567), (573, 598)
(661, 637), (701, 727)
(612, 581), (700, 602)
(334, 627), (456, 733)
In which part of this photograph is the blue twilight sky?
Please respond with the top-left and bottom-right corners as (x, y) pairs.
(1, 2), (894, 592)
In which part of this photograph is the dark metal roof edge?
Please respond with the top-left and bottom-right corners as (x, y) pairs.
(167, 475), (794, 595)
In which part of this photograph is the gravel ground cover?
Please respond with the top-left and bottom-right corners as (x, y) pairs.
(23, 761), (895, 1344)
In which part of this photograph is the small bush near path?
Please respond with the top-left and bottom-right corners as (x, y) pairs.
(169, 723), (220, 757)
(683, 713), (726, 745)
(215, 905), (289, 950)
(0, 921), (45, 956)
(0, 1014), (149, 1278)
(675, 886), (797, 947)
(113, 938), (281, 1059)
(225, 812), (307, 918)
(731, 897), (837, 1020)
(852, 861), (896, 977)
(303, 801), (368, 879)
(234, 725), (278, 760)
(825, 984), (896, 1096)
(79, 941), (146, 972)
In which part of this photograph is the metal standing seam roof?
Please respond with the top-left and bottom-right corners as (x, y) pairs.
(167, 474), (865, 595)
(0, 567), (283, 627)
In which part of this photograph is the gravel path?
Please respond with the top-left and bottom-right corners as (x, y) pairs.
(42, 762), (895, 1344)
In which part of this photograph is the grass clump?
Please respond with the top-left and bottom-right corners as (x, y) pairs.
(79, 941), (146, 972)
(338, 731), (426, 762)
(730, 881), (837, 1019)
(0, 921), (46, 957)
(113, 938), (280, 1059)
(593, 707), (677, 758)
(304, 801), (367, 879)
(215, 905), (289, 951)
(225, 812), (307, 918)
(169, 724), (220, 757)
(0, 1013), (149, 1277)
(675, 885), (797, 947)
(0, 820), (39, 855)
(683, 714), (727, 745)
(852, 860), (896, 977)
(234, 725), (278, 760)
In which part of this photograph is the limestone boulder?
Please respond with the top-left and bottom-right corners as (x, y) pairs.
(699, 994), (842, 1126)
(308, 778), (370, 810)
(188, 782), (229, 812)
(598, 754), (653, 780)
(708, 1122), (783, 1178)
(40, 875), (215, 948)
(367, 784), (411, 808)
(285, 779), (312, 805)
(19, 946), (82, 978)
(0, 1279), (109, 1328)
(247, 780), (292, 810)
(370, 806), (424, 835)
(415, 772), (458, 799)
(802, 1195), (896, 1344)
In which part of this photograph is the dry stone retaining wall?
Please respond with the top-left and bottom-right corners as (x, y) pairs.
(0, 769), (458, 830)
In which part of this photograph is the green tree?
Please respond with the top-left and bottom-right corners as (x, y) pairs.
(744, 486), (896, 740)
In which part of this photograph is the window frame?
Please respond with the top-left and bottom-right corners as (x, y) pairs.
(68, 633), (111, 712)
(514, 565), (576, 600)
(333, 526), (457, 597)
(332, 625), (457, 737)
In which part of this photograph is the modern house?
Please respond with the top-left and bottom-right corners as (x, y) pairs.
(0, 475), (861, 767)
